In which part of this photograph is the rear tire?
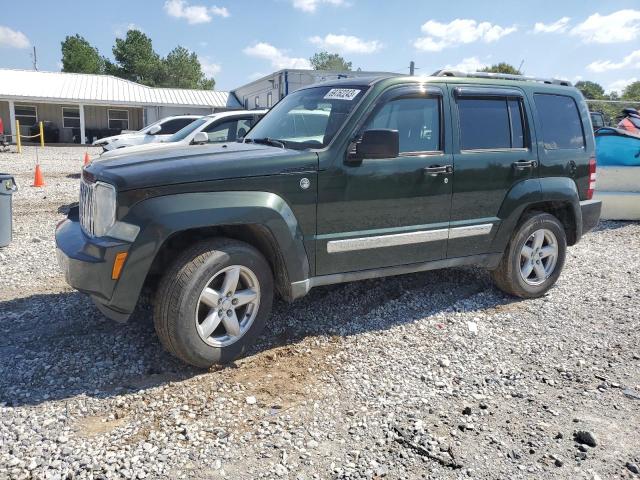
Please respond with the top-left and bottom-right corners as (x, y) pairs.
(153, 238), (273, 368)
(491, 213), (566, 298)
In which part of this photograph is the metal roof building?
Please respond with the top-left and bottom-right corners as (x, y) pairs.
(0, 69), (241, 144)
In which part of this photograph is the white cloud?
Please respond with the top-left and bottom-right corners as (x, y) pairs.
(414, 19), (517, 51)
(533, 17), (570, 34)
(209, 6), (230, 17)
(292, 0), (345, 13)
(587, 49), (640, 72)
(0, 25), (30, 49)
(571, 10), (640, 44)
(607, 77), (638, 94)
(164, 0), (229, 24)
(309, 34), (382, 54)
(443, 57), (488, 73)
(200, 58), (221, 76)
(243, 42), (311, 69)
(115, 23), (144, 36)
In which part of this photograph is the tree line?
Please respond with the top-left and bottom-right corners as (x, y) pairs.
(61, 29), (354, 90)
(61, 30), (215, 89)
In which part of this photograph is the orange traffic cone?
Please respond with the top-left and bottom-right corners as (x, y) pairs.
(83, 152), (90, 166)
(33, 164), (44, 187)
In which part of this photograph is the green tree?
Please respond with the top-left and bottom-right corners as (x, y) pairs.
(309, 51), (352, 71)
(480, 62), (521, 75)
(110, 30), (162, 86)
(160, 46), (215, 89)
(60, 34), (105, 74)
(60, 29), (216, 90)
(575, 81), (605, 99)
(622, 81), (640, 100)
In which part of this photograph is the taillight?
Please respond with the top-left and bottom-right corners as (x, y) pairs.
(587, 156), (596, 200)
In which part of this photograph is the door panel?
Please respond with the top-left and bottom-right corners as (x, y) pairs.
(316, 85), (453, 275)
(448, 85), (538, 257)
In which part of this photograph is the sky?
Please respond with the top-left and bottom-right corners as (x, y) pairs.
(1, 0), (640, 93)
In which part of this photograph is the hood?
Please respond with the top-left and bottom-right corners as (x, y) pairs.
(86, 141), (319, 191)
(99, 140), (180, 159)
(93, 132), (144, 145)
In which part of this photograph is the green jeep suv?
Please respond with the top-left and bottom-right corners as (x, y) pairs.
(56, 71), (601, 367)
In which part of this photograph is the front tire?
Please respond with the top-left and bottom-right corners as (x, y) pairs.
(491, 213), (567, 298)
(154, 238), (273, 368)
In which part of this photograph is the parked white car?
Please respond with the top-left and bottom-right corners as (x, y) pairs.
(99, 110), (266, 159)
(93, 115), (202, 151)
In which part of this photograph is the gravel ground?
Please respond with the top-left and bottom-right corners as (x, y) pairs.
(1, 146), (639, 480)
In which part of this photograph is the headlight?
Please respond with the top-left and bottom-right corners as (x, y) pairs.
(80, 180), (140, 241)
(93, 182), (116, 237)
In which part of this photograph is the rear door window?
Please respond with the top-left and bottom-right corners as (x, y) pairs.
(534, 94), (585, 149)
(458, 98), (527, 150)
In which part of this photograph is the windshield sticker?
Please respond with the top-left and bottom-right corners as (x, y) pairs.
(324, 88), (361, 101)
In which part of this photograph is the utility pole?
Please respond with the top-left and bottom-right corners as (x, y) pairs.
(409, 61), (415, 76)
(31, 46), (38, 71)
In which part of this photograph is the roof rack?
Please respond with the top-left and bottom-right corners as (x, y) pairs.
(431, 70), (572, 87)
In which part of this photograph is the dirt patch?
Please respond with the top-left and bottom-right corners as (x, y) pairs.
(220, 337), (342, 409)
(74, 415), (127, 438)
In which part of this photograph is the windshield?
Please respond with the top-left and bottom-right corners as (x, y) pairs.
(139, 118), (164, 133)
(245, 86), (368, 149)
(168, 117), (208, 142)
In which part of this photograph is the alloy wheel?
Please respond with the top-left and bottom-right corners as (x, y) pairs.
(519, 228), (559, 286)
(195, 265), (261, 347)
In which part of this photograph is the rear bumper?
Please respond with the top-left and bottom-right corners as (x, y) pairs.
(580, 199), (602, 235)
(55, 210), (133, 322)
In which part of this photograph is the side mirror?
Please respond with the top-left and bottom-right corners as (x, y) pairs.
(148, 124), (162, 135)
(354, 129), (399, 160)
(192, 131), (209, 144)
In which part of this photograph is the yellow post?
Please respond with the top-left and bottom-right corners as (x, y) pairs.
(39, 121), (44, 148)
(16, 120), (21, 154)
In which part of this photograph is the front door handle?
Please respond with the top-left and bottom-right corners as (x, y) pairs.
(512, 160), (537, 170)
(424, 164), (453, 175)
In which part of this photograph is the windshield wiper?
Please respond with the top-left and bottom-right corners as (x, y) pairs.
(246, 137), (286, 149)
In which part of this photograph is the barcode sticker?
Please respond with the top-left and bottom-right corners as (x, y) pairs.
(324, 88), (361, 100)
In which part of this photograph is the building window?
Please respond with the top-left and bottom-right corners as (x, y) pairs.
(244, 98), (249, 110)
(62, 107), (80, 129)
(15, 105), (37, 126)
(267, 92), (273, 108)
(255, 96), (260, 108)
(108, 109), (129, 130)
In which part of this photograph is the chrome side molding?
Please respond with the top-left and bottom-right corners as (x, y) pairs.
(326, 228), (449, 254)
(326, 223), (494, 253)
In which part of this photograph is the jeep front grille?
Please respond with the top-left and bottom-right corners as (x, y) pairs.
(79, 179), (95, 236)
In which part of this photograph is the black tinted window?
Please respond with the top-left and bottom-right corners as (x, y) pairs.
(160, 118), (196, 134)
(590, 112), (604, 128)
(508, 99), (525, 148)
(366, 97), (441, 153)
(459, 98), (510, 150)
(534, 94), (585, 149)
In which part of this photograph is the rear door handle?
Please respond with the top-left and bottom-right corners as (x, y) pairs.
(512, 160), (537, 170)
(424, 165), (453, 175)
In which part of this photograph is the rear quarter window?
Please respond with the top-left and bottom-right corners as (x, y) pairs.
(534, 94), (585, 150)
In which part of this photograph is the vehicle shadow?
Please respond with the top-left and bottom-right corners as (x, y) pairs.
(0, 267), (518, 407)
(595, 220), (639, 232)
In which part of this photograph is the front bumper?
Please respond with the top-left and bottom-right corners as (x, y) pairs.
(580, 199), (602, 235)
(55, 209), (133, 322)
